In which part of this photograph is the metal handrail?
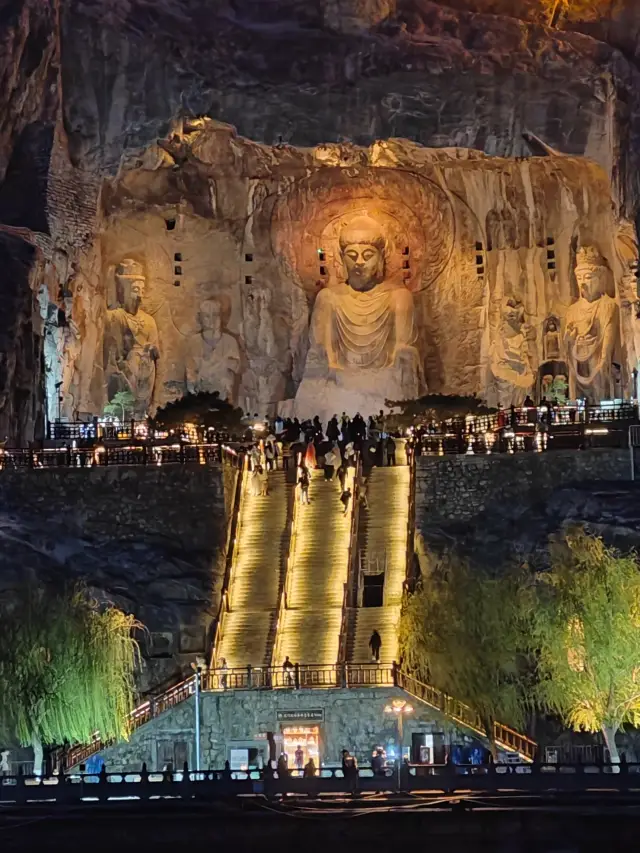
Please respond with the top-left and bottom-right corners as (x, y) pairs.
(338, 454), (361, 664)
(211, 455), (247, 667)
(271, 473), (300, 668)
(405, 442), (417, 592)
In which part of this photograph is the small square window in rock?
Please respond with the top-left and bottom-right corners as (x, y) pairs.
(320, 266), (326, 275)
(174, 265), (182, 275)
(402, 260), (410, 269)
(173, 280), (180, 287)
(475, 241), (483, 251)
(245, 275), (252, 285)
(477, 266), (485, 277)
(245, 253), (253, 262)
(548, 262), (556, 271)
(476, 254), (484, 265)
(547, 236), (555, 246)
(174, 252), (182, 262)
(318, 250), (326, 262)
(547, 250), (555, 260)
(402, 246), (410, 256)
(165, 218), (176, 231)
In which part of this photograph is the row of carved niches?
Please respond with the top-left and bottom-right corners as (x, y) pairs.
(59, 123), (639, 423)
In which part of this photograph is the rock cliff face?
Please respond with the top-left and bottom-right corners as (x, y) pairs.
(0, 464), (234, 692)
(0, 0), (639, 440)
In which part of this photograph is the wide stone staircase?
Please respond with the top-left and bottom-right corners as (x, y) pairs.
(347, 459), (411, 666)
(216, 468), (292, 668)
(275, 468), (355, 666)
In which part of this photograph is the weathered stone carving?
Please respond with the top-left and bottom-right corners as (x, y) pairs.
(56, 123), (639, 422)
(294, 213), (422, 418)
(103, 259), (159, 418)
(565, 247), (619, 401)
(488, 297), (536, 407)
(538, 316), (569, 400)
(185, 297), (240, 400)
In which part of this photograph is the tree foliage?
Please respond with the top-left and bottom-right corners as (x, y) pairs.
(103, 390), (136, 422)
(151, 391), (244, 432)
(0, 585), (140, 769)
(529, 529), (640, 762)
(399, 556), (530, 751)
(387, 393), (495, 429)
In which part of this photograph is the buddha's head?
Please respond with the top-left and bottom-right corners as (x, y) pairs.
(198, 298), (223, 347)
(575, 247), (610, 303)
(115, 259), (146, 314)
(339, 215), (387, 292)
(502, 296), (524, 332)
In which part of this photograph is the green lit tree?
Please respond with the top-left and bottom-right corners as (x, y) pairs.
(103, 390), (136, 422)
(0, 584), (141, 774)
(530, 529), (640, 765)
(399, 556), (531, 756)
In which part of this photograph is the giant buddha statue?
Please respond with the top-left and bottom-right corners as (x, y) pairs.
(565, 247), (619, 401)
(294, 214), (422, 420)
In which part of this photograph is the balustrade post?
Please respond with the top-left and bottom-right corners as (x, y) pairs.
(392, 661), (398, 687)
(294, 662), (300, 690)
(247, 664), (253, 689)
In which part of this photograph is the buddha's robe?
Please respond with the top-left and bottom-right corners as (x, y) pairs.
(309, 280), (417, 370)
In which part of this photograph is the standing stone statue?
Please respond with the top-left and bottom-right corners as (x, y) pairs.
(185, 297), (240, 400)
(488, 297), (535, 407)
(104, 259), (159, 418)
(565, 247), (619, 401)
(538, 316), (569, 401)
(294, 213), (421, 419)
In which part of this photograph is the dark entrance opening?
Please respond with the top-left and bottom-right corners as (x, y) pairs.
(362, 573), (384, 607)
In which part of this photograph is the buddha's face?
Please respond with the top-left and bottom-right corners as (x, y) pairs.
(576, 265), (604, 303)
(342, 243), (384, 292)
(199, 300), (222, 345)
(117, 276), (145, 314)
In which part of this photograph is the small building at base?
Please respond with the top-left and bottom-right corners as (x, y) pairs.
(97, 687), (495, 773)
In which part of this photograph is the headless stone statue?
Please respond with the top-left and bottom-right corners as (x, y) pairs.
(565, 247), (619, 401)
(186, 298), (240, 400)
(488, 297), (535, 407)
(294, 214), (421, 420)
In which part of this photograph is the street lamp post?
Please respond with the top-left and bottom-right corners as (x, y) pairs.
(384, 699), (413, 790)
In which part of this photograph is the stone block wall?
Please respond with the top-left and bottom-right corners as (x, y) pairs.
(415, 448), (630, 526)
(0, 462), (235, 691)
(97, 687), (465, 772)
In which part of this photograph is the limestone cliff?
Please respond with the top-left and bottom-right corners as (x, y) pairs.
(1, 0), (640, 440)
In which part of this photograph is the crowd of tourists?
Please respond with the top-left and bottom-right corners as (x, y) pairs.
(245, 411), (399, 508)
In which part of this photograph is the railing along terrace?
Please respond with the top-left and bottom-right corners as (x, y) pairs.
(429, 401), (638, 437)
(5, 760), (640, 806)
(0, 443), (237, 470)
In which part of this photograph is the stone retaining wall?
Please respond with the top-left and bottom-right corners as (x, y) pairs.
(96, 687), (465, 772)
(0, 462), (235, 690)
(415, 449), (630, 526)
